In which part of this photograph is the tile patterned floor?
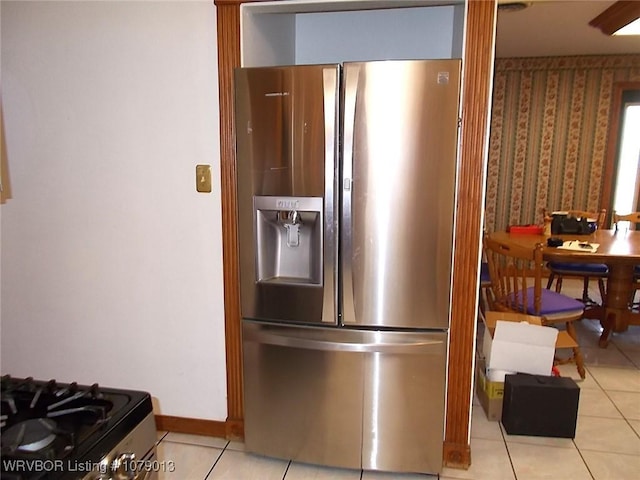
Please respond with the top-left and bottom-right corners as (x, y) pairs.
(154, 282), (640, 479)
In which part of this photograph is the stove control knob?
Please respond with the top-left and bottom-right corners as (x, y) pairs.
(87, 458), (112, 480)
(111, 452), (137, 480)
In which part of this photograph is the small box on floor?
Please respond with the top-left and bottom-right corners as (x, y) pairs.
(475, 355), (504, 421)
(501, 373), (580, 438)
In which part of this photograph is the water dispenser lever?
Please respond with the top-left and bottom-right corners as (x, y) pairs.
(284, 210), (300, 247)
(285, 223), (300, 247)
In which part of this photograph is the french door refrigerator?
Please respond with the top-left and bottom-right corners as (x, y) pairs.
(235, 59), (461, 474)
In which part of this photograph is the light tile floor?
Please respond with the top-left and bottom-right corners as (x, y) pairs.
(155, 281), (640, 479)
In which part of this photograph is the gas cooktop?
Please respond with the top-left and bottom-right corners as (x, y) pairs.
(0, 375), (154, 480)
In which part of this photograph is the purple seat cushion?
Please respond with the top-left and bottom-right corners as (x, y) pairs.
(510, 287), (584, 316)
(548, 262), (608, 275)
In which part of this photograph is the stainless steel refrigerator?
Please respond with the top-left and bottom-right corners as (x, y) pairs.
(235, 60), (461, 474)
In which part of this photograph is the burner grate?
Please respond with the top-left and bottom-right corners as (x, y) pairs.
(3, 418), (58, 453)
(0, 375), (153, 480)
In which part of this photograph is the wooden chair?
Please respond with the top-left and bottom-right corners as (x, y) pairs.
(483, 234), (586, 379)
(613, 211), (640, 308)
(545, 209), (608, 306)
(479, 225), (494, 314)
(613, 211), (640, 231)
(479, 261), (494, 314)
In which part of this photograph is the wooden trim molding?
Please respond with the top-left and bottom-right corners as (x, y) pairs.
(155, 415), (227, 437)
(443, 0), (496, 470)
(215, 0), (257, 5)
(214, 0), (244, 440)
(600, 81), (640, 217)
(213, 0), (295, 442)
(214, 1), (497, 460)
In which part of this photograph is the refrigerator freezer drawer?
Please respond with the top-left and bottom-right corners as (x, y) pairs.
(242, 321), (448, 474)
(243, 322), (363, 469)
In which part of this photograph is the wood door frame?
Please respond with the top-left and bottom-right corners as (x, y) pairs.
(214, 0), (245, 440)
(601, 81), (640, 220)
(213, 0), (497, 468)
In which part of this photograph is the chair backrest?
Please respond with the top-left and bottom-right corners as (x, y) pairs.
(613, 211), (640, 231)
(483, 234), (543, 316)
(542, 208), (607, 229)
(566, 209), (607, 229)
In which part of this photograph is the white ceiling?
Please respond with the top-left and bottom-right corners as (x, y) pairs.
(496, 0), (640, 58)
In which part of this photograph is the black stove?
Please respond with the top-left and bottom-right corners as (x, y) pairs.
(1, 375), (155, 480)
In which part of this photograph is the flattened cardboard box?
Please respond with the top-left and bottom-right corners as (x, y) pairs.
(486, 318), (558, 377)
(478, 312), (563, 421)
(475, 355), (503, 421)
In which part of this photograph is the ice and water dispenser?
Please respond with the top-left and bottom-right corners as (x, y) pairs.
(240, 192), (329, 324)
(254, 196), (323, 286)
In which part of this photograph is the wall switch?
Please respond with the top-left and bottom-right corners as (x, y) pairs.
(196, 164), (212, 193)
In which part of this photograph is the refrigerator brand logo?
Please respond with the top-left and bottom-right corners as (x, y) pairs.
(276, 199), (299, 210)
(437, 72), (450, 85)
(264, 92), (290, 97)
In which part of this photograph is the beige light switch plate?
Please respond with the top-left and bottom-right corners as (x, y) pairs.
(196, 164), (212, 193)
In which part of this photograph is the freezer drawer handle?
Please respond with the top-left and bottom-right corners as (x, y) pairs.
(246, 328), (444, 354)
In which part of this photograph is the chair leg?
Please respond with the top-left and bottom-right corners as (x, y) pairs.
(478, 283), (493, 314)
(573, 345), (586, 380)
(581, 277), (590, 303)
(546, 273), (555, 290)
(484, 286), (494, 311)
(598, 278), (607, 305)
(580, 276), (602, 307)
(565, 321), (586, 380)
(555, 277), (563, 293)
(478, 287), (486, 315)
(565, 321), (578, 342)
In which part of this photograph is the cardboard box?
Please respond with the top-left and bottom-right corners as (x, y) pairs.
(483, 312), (558, 378)
(477, 312), (579, 421)
(482, 312), (544, 362)
(475, 355), (504, 421)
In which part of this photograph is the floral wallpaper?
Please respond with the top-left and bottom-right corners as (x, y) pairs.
(485, 54), (640, 232)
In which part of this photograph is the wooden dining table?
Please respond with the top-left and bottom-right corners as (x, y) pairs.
(489, 229), (640, 347)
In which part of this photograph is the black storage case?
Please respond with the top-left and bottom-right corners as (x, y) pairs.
(501, 373), (580, 438)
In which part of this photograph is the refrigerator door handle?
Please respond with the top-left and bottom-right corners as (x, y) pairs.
(244, 325), (445, 354)
(341, 64), (359, 325)
(322, 66), (339, 324)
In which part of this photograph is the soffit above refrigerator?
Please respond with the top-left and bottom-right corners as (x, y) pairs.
(241, 1), (465, 67)
(242, 0), (463, 15)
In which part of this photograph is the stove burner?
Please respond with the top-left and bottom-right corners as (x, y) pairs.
(1, 375), (153, 480)
(3, 418), (58, 452)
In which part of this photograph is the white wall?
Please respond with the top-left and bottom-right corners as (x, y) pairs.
(0, 0), (227, 421)
(240, 4), (460, 67)
(295, 6), (456, 64)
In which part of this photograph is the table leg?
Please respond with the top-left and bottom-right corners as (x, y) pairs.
(600, 264), (634, 347)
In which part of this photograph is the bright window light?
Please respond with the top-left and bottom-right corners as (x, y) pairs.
(613, 104), (640, 214)
(613, 18), (640, 36)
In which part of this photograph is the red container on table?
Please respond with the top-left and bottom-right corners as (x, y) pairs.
(507, 225), (544, 235)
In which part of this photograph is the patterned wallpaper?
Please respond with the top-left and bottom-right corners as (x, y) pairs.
(485, 54), (640, 232)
